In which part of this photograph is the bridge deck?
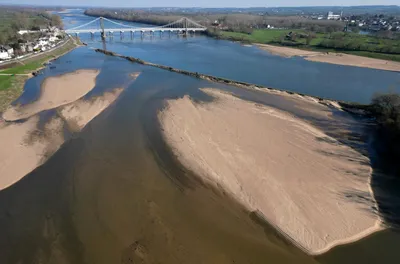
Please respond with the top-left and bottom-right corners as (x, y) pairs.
(65, 28), (206, 33)
(65, 17), (207, 34)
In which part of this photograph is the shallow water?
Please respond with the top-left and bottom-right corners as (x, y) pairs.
(0, 51), (321, 263)
(1, 9), (400, 264)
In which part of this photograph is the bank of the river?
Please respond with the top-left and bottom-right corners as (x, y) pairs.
(0, 37), (81, 113)
(256, 44), (400, 72)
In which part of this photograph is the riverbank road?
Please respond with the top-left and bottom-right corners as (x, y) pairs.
(0, 37), (72, 69)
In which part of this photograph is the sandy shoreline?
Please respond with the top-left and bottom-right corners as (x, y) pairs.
(159, 88), (382, 255)
(0, 70), (140, 191)
(257, 44), (400, 72)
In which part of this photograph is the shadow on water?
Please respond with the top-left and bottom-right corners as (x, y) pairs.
(315, 117), (400, 263)
(189, 81), (400, 263)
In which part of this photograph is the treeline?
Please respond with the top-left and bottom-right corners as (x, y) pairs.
(317, 32), (400, 54)
(369, 93), (400, 176)
(84, 9), (345, 34)
(0, 7), (63, 46)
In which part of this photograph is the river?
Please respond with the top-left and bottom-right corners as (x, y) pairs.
(0, 9), (400, 264)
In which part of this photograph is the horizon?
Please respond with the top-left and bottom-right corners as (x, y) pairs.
(1, 1), (400, 9)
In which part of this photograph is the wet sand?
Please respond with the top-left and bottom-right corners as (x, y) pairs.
(159, 88), (382, 255)
(0, 116), (64, 190)
(257, 44), (400, 72)
(0, 71), (139, 191)
(3, 69), (99, 121)
(59, 88), (124, 131)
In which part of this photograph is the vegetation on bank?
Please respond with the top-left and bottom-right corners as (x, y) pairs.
(0, 38), (77, 112)
(84, 9), (345, 33)
(216, 29), (400, 61)
(370, 93), (400, 175)
(0, 6), (63, 46)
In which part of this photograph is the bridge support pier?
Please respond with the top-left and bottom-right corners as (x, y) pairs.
(100, 17), (106, 40)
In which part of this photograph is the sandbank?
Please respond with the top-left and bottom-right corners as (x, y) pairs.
(159, 88), (382, 255)
(0, 71), (139, 191)
(3, 69), (100, 121)
(257, 44), (400, 72)
(0, 116), (64, 190)
(59, 88), (124, 131)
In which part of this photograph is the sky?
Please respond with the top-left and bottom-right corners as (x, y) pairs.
(0, 0), (399, 8)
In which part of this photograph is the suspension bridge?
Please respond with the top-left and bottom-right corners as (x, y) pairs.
(65, 17), (207, 38)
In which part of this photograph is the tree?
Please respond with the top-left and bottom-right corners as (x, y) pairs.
(50, 14), (63, 29)
(371, 93), (400, 127)
(306, 33), (316, 45)
(370, 93), (400, 174)
(350, 26), (360, 34)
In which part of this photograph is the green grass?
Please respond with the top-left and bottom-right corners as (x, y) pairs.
(0, 75), (27, 112)
(343, 51), (400, 62)
(2, 61), (45, 74)
(220, 29), (400, 61)
(0, 75), (13, 91)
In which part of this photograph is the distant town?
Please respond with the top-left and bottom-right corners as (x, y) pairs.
(307, 12), (400, 32)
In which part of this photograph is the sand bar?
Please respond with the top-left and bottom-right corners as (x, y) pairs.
(3, 69), (100, 121)
(59, 88), (124, 130)
(159, 88), (382, 255)
(257, 44), (400, 72)
(0, 116), (64, 190)
(0, 71), (139, 191)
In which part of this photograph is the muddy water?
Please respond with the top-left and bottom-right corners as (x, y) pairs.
(0, 49), (321, 263)
(1, 42), (400, 263)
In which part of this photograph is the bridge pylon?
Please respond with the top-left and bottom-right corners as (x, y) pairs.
(100, 17), (105, 40)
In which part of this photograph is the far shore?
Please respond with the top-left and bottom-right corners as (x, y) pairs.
(0, 69), (140, 191)
(257, 44), (400, 72)
(159, 88), (382, 255)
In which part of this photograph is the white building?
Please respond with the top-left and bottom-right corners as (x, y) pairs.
(327, 11), (342, 20)
(18, 30), (30, 35)
(0, 45), (13, 59)
(0, 47), (9, 60)
(20, 43), (34, 53)
(5, 45), (13, 56)
(38, 38), (49, 46)
(49, 36), (58, 42)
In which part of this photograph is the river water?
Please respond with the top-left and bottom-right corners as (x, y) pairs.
(1, 9), (400, 264)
